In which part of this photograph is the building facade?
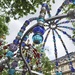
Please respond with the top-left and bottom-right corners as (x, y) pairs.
(51, 52), (75, 75)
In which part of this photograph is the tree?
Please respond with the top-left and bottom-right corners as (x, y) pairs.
(0, 0), (55, 20)
(0, 0), (55, 38)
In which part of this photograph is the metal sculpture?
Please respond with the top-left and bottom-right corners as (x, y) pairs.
(0, 0), (75, 75)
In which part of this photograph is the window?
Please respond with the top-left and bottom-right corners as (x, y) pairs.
(61, 66), (64, 72)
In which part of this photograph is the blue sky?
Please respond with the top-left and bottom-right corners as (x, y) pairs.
(6, 0), (75, 60)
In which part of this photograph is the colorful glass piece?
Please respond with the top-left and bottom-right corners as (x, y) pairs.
(8, 69), (15, 75)
(13, 39), (19, 45)
(21, 26), (26, 31)
(9, 43), (17, 52)
(33, 26), (45, 35)
(26, 58), (30, 63)
(42, 3), (48, 8)
(37, 18), (45, 22)
(18, 32), (23, 37)
(23, 36), (29, 41)
(32, 34), (43, 44)
(21, 42), (26, 47)
(11, 61), (18, 68)
(25, 20), (30, 25)
(6, 51), (14, 58)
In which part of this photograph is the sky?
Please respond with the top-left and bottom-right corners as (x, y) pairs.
(6, 0), (75, 60)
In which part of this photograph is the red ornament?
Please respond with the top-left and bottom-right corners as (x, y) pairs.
(34, 49), (37, 52)
(34, 55), (36, 58)
(7, 44), (10, 46)
(4, 53), (6, 55)
(36, 53), (40, 58)
(0, 42), (2, 46)
(33, 50), (37, 55)
(36, 61), (39, 65)
(3, 46), (8, 49)
(0, 67), (3, 72)
(30, 57), (32, 60)
(0, 55), (2, 58)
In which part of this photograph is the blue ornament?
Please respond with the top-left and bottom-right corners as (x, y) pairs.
(8, 69), (15, 75)
(56, 8), (61, 15)
(69, 0), (75, 4)
(56, 62), (58, 66)
(41, 48), (44, 52)
(21, 26), (26, 30)
(25, 20), (30, 25)
(56, 71), (59, 75)
(42, 3), (48, 8)
(70, 62), (72, 65)
(71, 66), (75, 72)
(32, 34), (43, 44)
(23, 36), (29, 41)
(53, 36), (55, 39)
(73, 1), (75, 4)
(33, 26), (45, 35)
(13, 39), (19, 45)
(9, 43), (17, 52)
(21, 42), (26, 47)
(18, 32), (23, 37)
(59, 71), (63, 75)
(64, 0), (69, 5)
(37, 18), (45, 23)
(63, 31), (66, 34)
(11, 61), (18, 68)
(26, 58), (30, 63)
(69, 0), (72, 2)
(72, 38), (75, 42)
(6, 51), (14, 58)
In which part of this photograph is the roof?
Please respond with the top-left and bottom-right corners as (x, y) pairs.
(51, 52), (75, 63)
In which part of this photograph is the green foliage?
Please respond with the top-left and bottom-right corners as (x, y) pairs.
(72, 22), (75, 38)
(63, 4), (75, 13)
(0, 16), (9, 37)
(0, 0), (55, 37)
(34, 44), (54, 75)
(42, 54), (54, 75)
(62, 4), (75, 39)
(0, 0), (55, 19)
(0, 69), (21, 75)
(0, 69), (8, 75)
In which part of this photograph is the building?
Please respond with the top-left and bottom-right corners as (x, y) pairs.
(51, 52), (75, 75)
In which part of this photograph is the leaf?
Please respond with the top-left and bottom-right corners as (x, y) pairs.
(5, 16), (10, 23)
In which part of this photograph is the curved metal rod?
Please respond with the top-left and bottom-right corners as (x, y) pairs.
(45, 14), (68, 22)
(52, 30), (58, 69)
(57, 28), (75, 42)
(55, 18), (62, 24)
(57, 28), (72, 39)
(19, 24), (38, 75)
(57, 20), (75, 25)
(55, 30), (70, 57)
(17, 12), (75, 74)
(43, 29), (51, 48)
(54, 30), (73, 70)
(57, 26), (75, 31)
